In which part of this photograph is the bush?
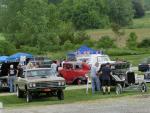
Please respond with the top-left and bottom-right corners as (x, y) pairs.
(138, 38), (150, 48)
(20, 46), (40, 54)
(62, 40), (74, 50)
(126, 32), (138, 49)
(73, 31), (90, 44)
(96, 36), (116, 49)
(0, 40), (16, 55)
(106, 48), (142, 56)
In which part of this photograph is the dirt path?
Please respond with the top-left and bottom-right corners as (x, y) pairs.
(2, 94), (150, 113)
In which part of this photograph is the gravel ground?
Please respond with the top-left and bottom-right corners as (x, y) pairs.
(2, 94), (150, 113)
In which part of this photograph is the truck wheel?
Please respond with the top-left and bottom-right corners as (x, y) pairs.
(57, 90), (64, 100)
(140, 83), (147, 92)
(116, 84), (122, 95)
(16, 86), (24, 98)
(77, 79), (82, 85)
(26, 91), (32, 103)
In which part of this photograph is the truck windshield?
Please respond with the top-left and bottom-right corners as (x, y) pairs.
(97, 56), (110, 62)
(26, 69), (55, 78)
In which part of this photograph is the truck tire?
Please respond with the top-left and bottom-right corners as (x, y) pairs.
(140, 82), (147, 92)
(57, 90), (64, 100)
(26, 91), (32, 103)
(16, 86), (24, 98)
(116, 84), (123, 95)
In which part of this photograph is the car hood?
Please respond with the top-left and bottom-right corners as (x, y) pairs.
(26, 76), (65, 83)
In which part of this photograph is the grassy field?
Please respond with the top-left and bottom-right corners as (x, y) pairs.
(111, 54), (150, 66)
(86, 28), (150, 47)
(86, 11), (150, 47)
(130, 11), (150, 29)
(0, 87), (150, 108)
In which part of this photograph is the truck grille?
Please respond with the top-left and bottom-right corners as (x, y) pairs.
(36, 82), (59, 87)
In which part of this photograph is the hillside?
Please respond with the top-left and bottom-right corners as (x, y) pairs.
(87, 11), (150, 47)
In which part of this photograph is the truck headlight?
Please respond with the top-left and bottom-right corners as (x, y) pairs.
(61, 81), (65, 85)
(58, 82), (61, 86)
(32, 83), (36, 87)
(29, 83), (36, 87)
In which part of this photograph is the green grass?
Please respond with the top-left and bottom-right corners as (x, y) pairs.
(86, 11), (150, 47)
(111, 54), (150, 66)
(0, 87), (150, 108)
(130, 11), (150, 29)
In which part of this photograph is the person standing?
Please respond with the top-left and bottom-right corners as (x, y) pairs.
(16, 65), (23, 77)
(90, 62), (100, 94)
(101, 63), (112, 95)
(51, 60), (58, 74)
(8, 65), (17, 93)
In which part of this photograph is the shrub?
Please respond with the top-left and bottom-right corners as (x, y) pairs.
(0, 40), (16, 55)
(62, 40), (74, 50)
(106, 48), (142, 56)
(126, 32), (137, 49)
(96, 36), (116, 49)
(138, 38), (150, 48)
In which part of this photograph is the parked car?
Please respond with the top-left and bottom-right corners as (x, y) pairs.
(138, 57), (150, 72)
(58, 61), (90, 84)
(15, 68), (66, 102)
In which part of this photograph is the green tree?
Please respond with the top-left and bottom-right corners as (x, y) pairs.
(108, 0), (134, 27)
(1, 0), (60, 51)
(132, 0), (145, 18)
(59, 0), (109, 29)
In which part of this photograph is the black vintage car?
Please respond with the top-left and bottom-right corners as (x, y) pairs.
(138, 57), (150, 72)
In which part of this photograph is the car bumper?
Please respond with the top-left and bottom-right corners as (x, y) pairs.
(28, 86), (66, 92)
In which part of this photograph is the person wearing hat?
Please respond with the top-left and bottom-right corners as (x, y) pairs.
(8, 64), (17, 93)
(101, 63), (112, 95)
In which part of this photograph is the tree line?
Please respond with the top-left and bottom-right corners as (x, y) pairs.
(0, 0), (147, 55)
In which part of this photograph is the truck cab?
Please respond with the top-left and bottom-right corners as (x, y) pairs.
(76, 54), (115, 68)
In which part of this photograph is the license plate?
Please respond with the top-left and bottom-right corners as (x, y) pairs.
(43, 89), (51, 92)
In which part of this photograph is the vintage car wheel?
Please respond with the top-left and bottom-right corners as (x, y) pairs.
(57, 90), (64, 100)
(140, 83), (147, 92)
(115, 84), (123, 95)
(26, 91), (32, 103)
(16, 86), (24, 98)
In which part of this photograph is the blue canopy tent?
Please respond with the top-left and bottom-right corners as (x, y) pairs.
(0, 56), (8, 62)
(76, 45), (102, 54)
(67, 45), (103, 60)
(7, 52), (33, 62)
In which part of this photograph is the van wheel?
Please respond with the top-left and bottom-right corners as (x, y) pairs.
(57, 90), (64, 100)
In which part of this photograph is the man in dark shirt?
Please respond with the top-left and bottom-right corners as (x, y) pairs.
(101, 63), (112, 94)
(8, 65), (17, 92)
(17, 65), (23, 77)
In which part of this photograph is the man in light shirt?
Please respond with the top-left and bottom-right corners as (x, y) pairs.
(90, 62), (100, 94)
